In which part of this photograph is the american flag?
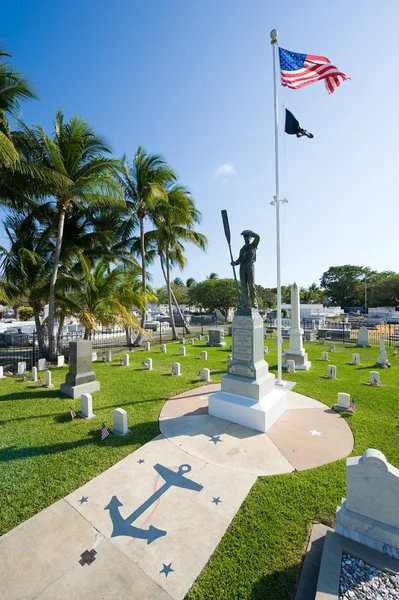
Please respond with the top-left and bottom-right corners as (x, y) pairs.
(5, 370), (13, 376)
(287, 365), (291, 373)
(69, 406), (77, 420)
(23, 374), (28, 382)
(374, 377), (382, 387)
(279, 47), (349, 94)
(142, 360), (147, 369)
(171, 367), (176, 376)
(37, 376), (42, 386)
(101, 422), (110, 440)
(347, 398), (356, 413)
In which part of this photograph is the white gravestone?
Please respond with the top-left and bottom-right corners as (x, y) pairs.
(197, 334), (202, 341)
(179, 346), (186, 356)
(143, 358), (152, 370)
(18, 362), (26, 375)
(92, 352), (98, 362)
(105, 350), (112, 363)
(370, 371), (380, 385)
(264, 346), (268, 354)
(44, 370), (54, 388)
(335, 449), (399, 558)
(172, 362), (181, 376)
(188, 339), (194, 346)
(31, 366), (37, 382)
(112, 408), (130, 436)
(38, 358), (47, 371)
(322, 352), (329, 361)
(200, 351), (207, 360)
(319, 338), (325, 345)
(144, 342), (150, 351)
(286, 359), (295, 373)
(284, 283), (311, 370)
(180, 337), (185, 344)
(80, 393), (95, 419)
(160, 344), (166, 353)
(328, 343), (335, 352)
(0, 366), (5, 379)
(227, 354), (232, 361)
(203, 335), (209, 342)
(337, 392), (350, 409)
(357, 326), (370, 347)
(351, 353), (360, 365)
(327, 365), (337, 379)
(199, 368), (210, 382)
(376, 335), (390, 368)
(57, 355), (65, 367)
(122, 353), (129, 367)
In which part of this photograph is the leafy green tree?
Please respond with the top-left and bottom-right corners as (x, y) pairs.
(26, 109), (123, 358)
(206, 272), (219, 280)
(367, 275), (399, 307)
(188, 278), (237, 320)
(320, 265), (375, 306)
(255, 285), (276, 308)
(146, 185), (207, 338)
(300, 283), (324, 304)
(119, 146), (175, 344)
(0, 47), (36, 168)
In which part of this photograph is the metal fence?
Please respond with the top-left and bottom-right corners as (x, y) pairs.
(0, 321), (226, 374)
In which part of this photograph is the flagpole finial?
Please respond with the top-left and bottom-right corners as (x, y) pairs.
(270, 29), (278, 44)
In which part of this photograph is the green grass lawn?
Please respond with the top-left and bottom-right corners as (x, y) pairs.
(1, 338), (399, 600)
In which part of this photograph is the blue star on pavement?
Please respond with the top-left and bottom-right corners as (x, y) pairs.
(160, 563), (174, 577)
(212, 497), (221, 505)
(137, 459), (145, 464)
(209, 435), (222, 445)
(79, 496), (88, 504)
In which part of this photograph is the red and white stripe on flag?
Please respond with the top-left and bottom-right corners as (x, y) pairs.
(280, 54), (350, 94)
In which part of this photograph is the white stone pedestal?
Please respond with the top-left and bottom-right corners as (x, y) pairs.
(209, 309), (287, 433)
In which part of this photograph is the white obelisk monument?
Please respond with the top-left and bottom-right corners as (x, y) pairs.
(283, 283), (311, 371)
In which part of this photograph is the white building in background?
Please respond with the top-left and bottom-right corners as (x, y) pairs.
(281, 304), (343, 319)
(368, 307), (399, 320)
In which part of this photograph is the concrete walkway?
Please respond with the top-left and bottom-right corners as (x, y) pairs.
(0, 384), (353, 600)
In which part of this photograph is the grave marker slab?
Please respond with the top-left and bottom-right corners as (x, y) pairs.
(264, 346), (268, 354)
(18, 362), (26, 375)
(144, 342), (150, 351)
(370, 371), (381, 386)
(80, 393), (95, 419)
(199, 368), (210, 382)
(327, 365), (337, 379)
(143, 358), (152, 370)
(38, 358), (47, 371)
(200, 351), (207, 360)
(172, 362), (181, 376)
(112, 408), (130, 436)
(376, 335), (390, 368)
(322, 351), (329, 361)
(92, 352), (98, 362)
(284, 283), (311, 370)
(160, 344), (166, 353)
(188, 339), (194, 346)
(57, 355), (65, 367)
(328, 343), (335, 352)
(179, 346), (186, 356)
(122, 354), (129, 367)
(60, 340), (100, 399)
(44, 370), (54, 388)
(31, 366), (37, 382)
(0, 366), (5, 379)
(352, 353), (360, 365)
(207, 328), (226, 347)
(286, 359), (295, 373)
(357, 326), (370, 347)
(335, 449), (399, 558)
(105, 350), (112, 363)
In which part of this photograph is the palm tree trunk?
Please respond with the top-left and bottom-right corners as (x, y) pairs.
(56, 314), (65, 355)
(13, 304), (21, 321)
(34, 310), (47, 357)
(48, 206), (66, 360)
(160, 258), (191, 335)
(165, 249), (178, 340)
(133, 216), (146, 345)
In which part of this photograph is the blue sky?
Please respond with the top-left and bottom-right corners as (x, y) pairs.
(3, 1), (399, 289)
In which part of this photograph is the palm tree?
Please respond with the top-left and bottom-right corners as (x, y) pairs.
(65, 260), (144, 340)
(146, 185), (207, 339)
(206, 272), (219, 280)
(173, 277), (184, 286)
(29, 109), (123, 359)
(186, 277), (196, 288)
(119, 146), (176, 345)
(0, 47), (36, 168)
(0, 211), (53, 355)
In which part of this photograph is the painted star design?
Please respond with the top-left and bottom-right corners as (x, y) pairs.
(212, 497), (221, 505)
(79, 496), (88, 504)
(209, 435), (222, 445)
(137, 459), (145, 464)
(309, 429), (322, 437)
(160, 562), (174, 577)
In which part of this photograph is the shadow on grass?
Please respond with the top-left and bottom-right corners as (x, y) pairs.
(0, 389), (63, 402)
(249, 561), (300, 600)
(0, 420), (159, 462)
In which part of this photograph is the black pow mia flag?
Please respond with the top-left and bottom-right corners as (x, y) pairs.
(285, 109), (314, 138)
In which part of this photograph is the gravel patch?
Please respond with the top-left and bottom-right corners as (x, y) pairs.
(340, 553), (399, 599)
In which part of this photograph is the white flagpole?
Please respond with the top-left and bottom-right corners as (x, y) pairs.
(270, 28), (286, 386)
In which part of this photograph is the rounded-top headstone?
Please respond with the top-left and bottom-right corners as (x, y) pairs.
(362, 448), (388, 472)
(113, 407), (129, 435)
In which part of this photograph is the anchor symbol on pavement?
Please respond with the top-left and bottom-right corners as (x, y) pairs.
(104, 463), (203, 544)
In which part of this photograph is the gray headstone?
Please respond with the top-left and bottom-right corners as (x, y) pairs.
(179, 346), (186, 356)
(357, 326), (370, 347)
(31, 366), (37, 382)
(122, 353), (129, 367)
(286, 359), (295, 373)
(351, 353), (360, 365)
(328, 365), (337, 379)
(160, 344), (166, 353)
(172, 362), (181, 376)
(199, 368), (210, 382)
(105, 350), (112, 362)
(188, 339), (194, 346)
(335, 449), (399, 557)
(60, 340), (100, 399)
(92, 351), (98, 362)
(44, 370), (54, 388)
(200, 351), (207, 360)
(144, 341), (151, 351)
(38, 358), (47, 371)
(328, 343), (335, 352)
(322, 351), (329, 361)
(143, 358), (152, 370)
(207, 328), (226, 347)
(370, 371), (380, 385)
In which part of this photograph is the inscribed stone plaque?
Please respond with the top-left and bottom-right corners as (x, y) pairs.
(228, 364), (255, 379)
(233, 329), (253, 362)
